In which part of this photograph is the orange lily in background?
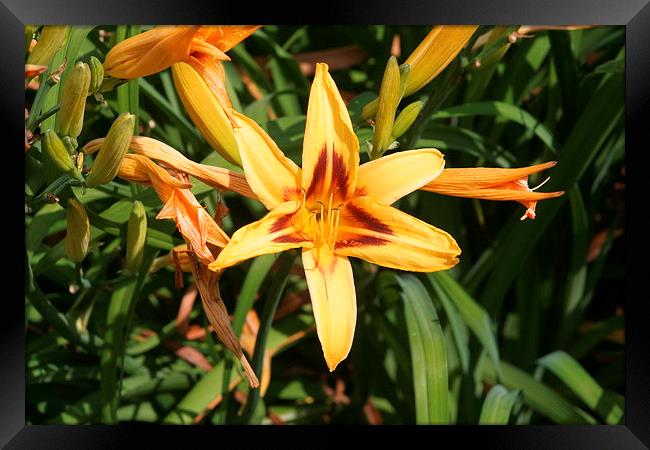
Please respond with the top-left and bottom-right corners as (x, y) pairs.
(423, 161), (565, 220)
(104, 25), (259, 105)
(117, 153), (228, 264)
(84, 135), (256, 199)
(210, 63), (461, 371)
(402, 25), (478, 97)
(116, 153), (259, 387)
(104, 25), (261, 165)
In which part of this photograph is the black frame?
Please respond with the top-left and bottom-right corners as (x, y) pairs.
(9, 0), (645, 447)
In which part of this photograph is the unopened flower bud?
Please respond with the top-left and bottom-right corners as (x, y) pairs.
(86, 112), (135, 188)
(371, 56), (402, 158)
(88, 56), (104, 95)
(362, 26), (477, 120)
(58, 61), (91, 139)
(125, 200), (147, 273)
(391, 101), (424, 139)
(403, 26), (478, 97)
(42, 129), (84, 182)
(172, 62), (241, 166)
(65, 198), (90, 263)
(26, 26), (70, 67)
(24, 25), (37, 54)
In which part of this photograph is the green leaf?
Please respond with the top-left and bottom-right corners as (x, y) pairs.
(478, 384), (520, 424)
(432, 101), (560, 153)
(99, 251), (154, 423)
(480, 73), (624, 317)
(398, 274), (449, 424)
(567, 315), (624, 360)
(418, 124), (514, 165)
(537, 351), (624, 424)
(481, 358), (596, 424)
(162, 360), (230, 424)
(427, 272), (500, 378)
(139, 77), (204, 144)
(231, 254), (277, 337)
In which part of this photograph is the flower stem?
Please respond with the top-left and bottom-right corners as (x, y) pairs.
(403, 60), (463, 151)
(241, 251), (296, 423)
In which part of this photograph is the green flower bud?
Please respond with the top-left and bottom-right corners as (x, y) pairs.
(371, 56), (402, 158)
(361, 64), (410, 122)
(125, 201), (147, 273)
(391, 101), (424, 140)
(58, 61), (91, 139)
(86, 112), (135, 188)
(26, 26), (70, 67)
(24, 25), (37, 54)
(65, 198), (90, 263)
(42, 129), (84, 182)
(88, 56), (104, 95)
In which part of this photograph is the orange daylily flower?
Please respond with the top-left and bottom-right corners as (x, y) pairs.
(117, 154), (259, 387)
(423, 161), (565, 220)
(117, 153), (228, 264)
(104, 25), (258, 96)
(103, 25), (260, 166)
(210, 63), (461, 371)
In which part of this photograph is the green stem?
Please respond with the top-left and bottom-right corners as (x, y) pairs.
(26, 73), (54, 130)
(99, 252), (154, 424)
(28, 105), (60, 132)
(25, 252), (102, 352)
(241, 251), (296, 423)
(216, 254), (276, 424)
(403, 61), (463, 151)
(29, 176), (82, 211)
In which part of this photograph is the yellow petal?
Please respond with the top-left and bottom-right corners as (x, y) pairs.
(104, 26), (199, 79)
(231, 110), (302, 210)
(200, 25), (261, 52)
(356, 149), (445, 205)
(210, 201), (311, 271)
(301, 63), (359, 204)
(187, 55), (232, 111)
(302, 247), (356, 371)
(404, 25), (478, 96)
(335, 196), (460, 272)
(171, 62), (241, 166)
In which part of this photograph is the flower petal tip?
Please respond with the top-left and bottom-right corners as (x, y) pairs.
(326, 357), (341, 372)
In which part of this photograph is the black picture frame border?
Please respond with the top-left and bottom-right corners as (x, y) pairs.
(8, 0), (645, 447)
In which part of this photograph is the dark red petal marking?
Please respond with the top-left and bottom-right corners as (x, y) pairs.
(335, 202), (394, 249)
(336, 235), (389, 249)
(344, 203), (393, 235)
(330, 145), (350, 196)
(305, 145), (349, 200)
(273, 234), (305, 243)
(269, 214), (305, 244)
(269, 214), (293, 233)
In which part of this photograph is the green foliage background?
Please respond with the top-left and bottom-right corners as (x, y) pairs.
(25, 25), (625, 424)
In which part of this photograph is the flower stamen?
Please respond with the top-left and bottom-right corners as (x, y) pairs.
(530, 176), (551, 191)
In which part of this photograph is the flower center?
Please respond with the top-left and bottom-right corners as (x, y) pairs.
(300, 189), (344, 251)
